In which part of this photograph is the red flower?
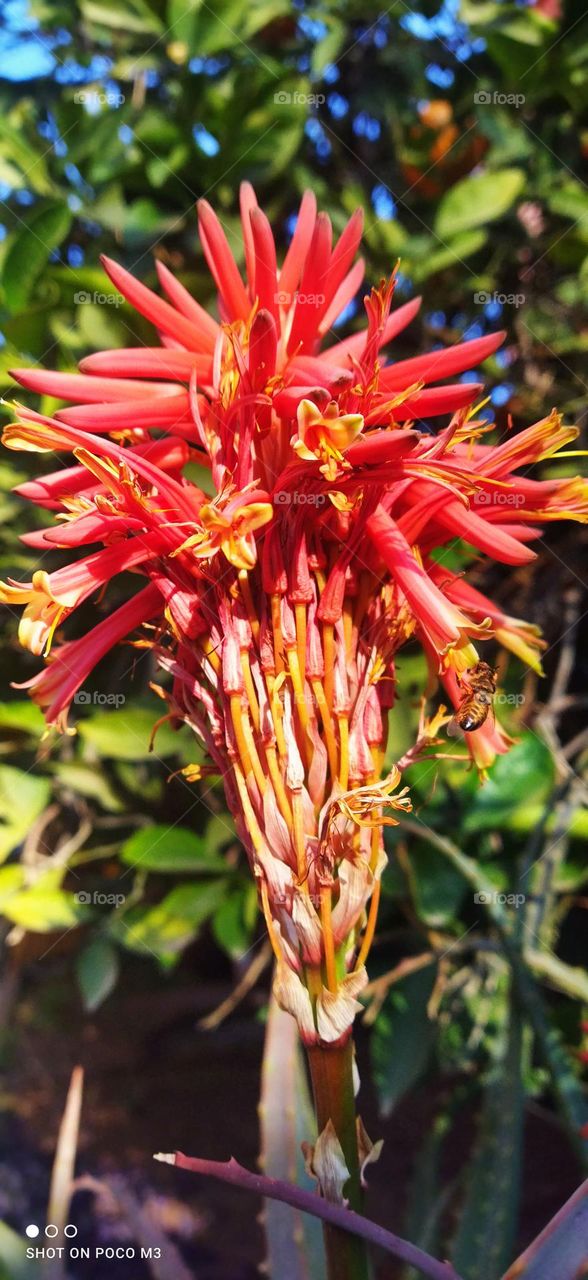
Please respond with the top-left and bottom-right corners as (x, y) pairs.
(3, 187), (586, 1044)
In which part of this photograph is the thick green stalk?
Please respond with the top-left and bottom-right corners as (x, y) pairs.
(306, 1037), (370, 1280)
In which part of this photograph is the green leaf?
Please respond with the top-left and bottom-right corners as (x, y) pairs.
(2, 884), (81, 932)
(435, 168), (525, 239)
(462, 734), (555, 833)
(78, 706), (191, 760)
(0, 766), (51, 863)
(452, 1001), (524, 1278)
(81, 0), (163, 33)
(77, 938), (120, 1011)
(212, 889), (254, 959)
(0, 1219), (37, 1279)
(409, 844), (468, 927)
(0, 701), (45, 736)
(112, 880), (227, 966)
(372, 966), (437, 1116)
(121, 825), (227, 873)
(414, 230), (488, 280)
(2, 203), (72, 313)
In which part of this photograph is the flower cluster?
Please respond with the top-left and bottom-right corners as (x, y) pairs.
(3, 186), (586, 1043)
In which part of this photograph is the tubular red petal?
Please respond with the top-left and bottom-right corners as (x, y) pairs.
(19, 583), (163, 730)
(14, 436), (190, 507)
(12, 368), (184, 403)
(287, 212), (333, 355)
(197, 199), (251, 321)
(279, 189), (317, 302)
(366, 506), (466, 652)
(437, 499), (536, 564)
(367, 382), (483, 424)
(319, 258), (365, 336)
(79, 348), (212, 382)
(345, 428), (419, 467)
(25, 513), (145, 547)
(154, 261), (219, 349)
(248, 308), (278, 388)
(55, 392), (193, 431)
(239, 181), (258, 297)
(274, 385), (331, 418)
(378, 331), (506, 391)
(100, 256), (208, 351)
(287, 355), (354, 393)
(324, 296), (422, 364)
(9, 408), (196, 517)
(250, 207), (279, 322)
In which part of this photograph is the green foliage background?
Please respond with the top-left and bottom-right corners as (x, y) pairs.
(0, 2), (587, 1276)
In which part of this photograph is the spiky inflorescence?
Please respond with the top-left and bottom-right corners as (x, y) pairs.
(3, 186), (586, 1043)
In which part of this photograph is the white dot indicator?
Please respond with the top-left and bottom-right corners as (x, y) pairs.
(64, 1224), (77, 1238)
(25, 1225), (39, 1239)
(46, 1225), (58, 1238)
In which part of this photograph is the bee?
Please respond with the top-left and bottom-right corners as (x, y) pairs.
(453, 661), (497, 733)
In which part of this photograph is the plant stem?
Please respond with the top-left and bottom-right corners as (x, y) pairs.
(306, 1037), (370, 1280)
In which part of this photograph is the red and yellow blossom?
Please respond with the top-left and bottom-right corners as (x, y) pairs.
(2, 186), (587, 1045)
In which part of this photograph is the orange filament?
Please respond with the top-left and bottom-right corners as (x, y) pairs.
(240, 712), (267, 795)
(322, 623), (335, 711)
(271, 594), (284, 673)
(311, 677), (339, 781)
(241, 651), (260, 733)
(238, 569), (260, 644)
(355, 880), (381, 971)
(320, 887), (338, 993)
(338, 715), (350, 790)
(291, 790), (308, 886)
(230, 694), (255, 782)
(201, 634), (221, 674)
(286, 647), (312, 767)
(343, 598), (353, 659)
(294, 602), (307, 687)
(266, 744), (293, 826)
(260, 880), (283, 964)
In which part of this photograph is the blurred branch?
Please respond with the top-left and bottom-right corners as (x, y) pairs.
(153, 1151), (464, 1280)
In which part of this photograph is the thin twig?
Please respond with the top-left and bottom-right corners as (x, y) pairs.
(153, 1151), (464, 1280)
(198, 939), (271, 1030)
